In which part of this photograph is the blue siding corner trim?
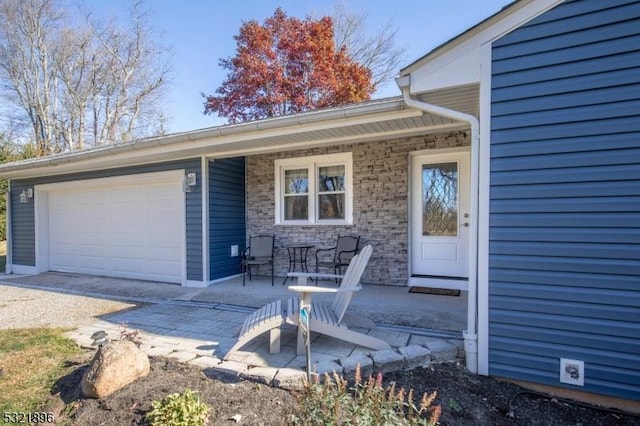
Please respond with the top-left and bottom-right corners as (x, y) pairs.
(209, 157), (246, 280)
(489, 0), (640, 400)
(10, 159), (203, 282)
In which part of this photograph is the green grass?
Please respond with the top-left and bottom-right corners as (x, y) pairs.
(0, 328), (80, 415)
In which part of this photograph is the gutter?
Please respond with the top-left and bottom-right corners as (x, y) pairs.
(0, 97), (406, 178)
(396, 75), (480, 374)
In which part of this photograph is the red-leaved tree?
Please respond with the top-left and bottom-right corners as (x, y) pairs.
(203, 8), (374, 123)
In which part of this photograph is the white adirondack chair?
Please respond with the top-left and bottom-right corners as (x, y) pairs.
(286, 245), (390, 354)
(223, 245), (389, 360)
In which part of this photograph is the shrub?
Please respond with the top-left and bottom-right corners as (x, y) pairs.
(145, 388), (210, 426)
(290, 365), (441, 425)
(119, 322), (141, 347)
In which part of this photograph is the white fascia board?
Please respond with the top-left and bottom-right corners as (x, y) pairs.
(406, 0), (564, 94)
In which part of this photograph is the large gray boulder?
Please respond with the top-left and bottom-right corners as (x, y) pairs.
(81, 340), (150, 398)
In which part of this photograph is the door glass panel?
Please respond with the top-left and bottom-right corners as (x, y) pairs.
(422, 162), (458, 236)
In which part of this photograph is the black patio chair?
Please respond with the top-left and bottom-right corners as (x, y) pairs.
(241, 235), (275, 286)
(314, 235), (360, 284)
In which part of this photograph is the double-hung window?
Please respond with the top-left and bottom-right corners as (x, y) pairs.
(275, 152), (352, 225)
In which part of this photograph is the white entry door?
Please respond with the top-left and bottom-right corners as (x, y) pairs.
(411, 150), (470, 284)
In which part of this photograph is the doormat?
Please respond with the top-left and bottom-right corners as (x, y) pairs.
(409, 287), (460, 296)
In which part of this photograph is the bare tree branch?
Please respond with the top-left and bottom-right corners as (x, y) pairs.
(0, 0), (171, 154)
(331, 1), (407, 91)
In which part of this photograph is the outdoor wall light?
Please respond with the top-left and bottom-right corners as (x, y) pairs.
(19, 188), (33, 203)
(183, 173), (197, 192)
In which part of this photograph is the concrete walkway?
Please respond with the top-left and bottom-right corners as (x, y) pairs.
(1, 272), (467, 387)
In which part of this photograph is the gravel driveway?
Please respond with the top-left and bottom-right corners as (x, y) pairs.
(0, 283), (135, 329)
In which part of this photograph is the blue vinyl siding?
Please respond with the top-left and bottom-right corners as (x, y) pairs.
(10, 159), (203, 281)
(489, 0), (640, 400)
(9, 181), (35, 267)
(209, 157), (246, 280)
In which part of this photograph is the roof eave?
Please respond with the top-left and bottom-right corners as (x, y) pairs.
(0, 97), (416, 179)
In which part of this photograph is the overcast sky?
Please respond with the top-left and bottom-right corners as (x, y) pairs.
(87, 0), (512, 133)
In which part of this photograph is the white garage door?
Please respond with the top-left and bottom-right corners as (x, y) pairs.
(47, 171), (184, 283)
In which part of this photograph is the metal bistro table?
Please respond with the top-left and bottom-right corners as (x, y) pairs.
(282, 244), (314, 285)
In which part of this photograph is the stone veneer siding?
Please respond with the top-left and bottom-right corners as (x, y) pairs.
(246, 131), (470, 286)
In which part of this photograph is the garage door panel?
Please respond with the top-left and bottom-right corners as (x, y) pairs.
(111, 257), (144, 273)
(111, 244), (145, 259)
(111, 214), (145, 229)
(149, 204), (179, 216)
(111, 232), (145, 247)
(108, 187), (142, 203)
(79, 244), (107, 257)
(148, 208), (179, 224)
(147, 230), (181, 246)
(81, 234), (109, 248)
(147, 184), (180, 200)
(147, 246), (181, 261)
(50, 214), (79, 230)
(75, 190), (105, 204)
(75, 255), (108, 271)
(47, 172), (184, 284)
(147, 259), (182, 276)
(108, 211), (140, 225)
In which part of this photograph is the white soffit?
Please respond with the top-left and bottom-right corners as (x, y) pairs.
(417, 84), (480, 118)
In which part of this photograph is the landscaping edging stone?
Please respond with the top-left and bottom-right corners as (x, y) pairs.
(371, 349), (405, 374)
(399, 345), (432, 370)
(199, 343), (463, 390)
(69, 332), (464, 392)
(66, 317), (465, 392)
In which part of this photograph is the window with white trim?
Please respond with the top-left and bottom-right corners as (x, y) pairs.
(275, 153), (353, 225)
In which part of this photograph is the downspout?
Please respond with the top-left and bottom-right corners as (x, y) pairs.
(396, 75), (480, 374)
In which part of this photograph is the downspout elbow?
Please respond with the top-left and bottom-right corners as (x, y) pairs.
(399, 85), (479, 139)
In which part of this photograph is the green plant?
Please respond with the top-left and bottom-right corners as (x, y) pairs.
(290, 364), (440, 425)
(145, 389), (210, 426)
(448, 397), (462, 413)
